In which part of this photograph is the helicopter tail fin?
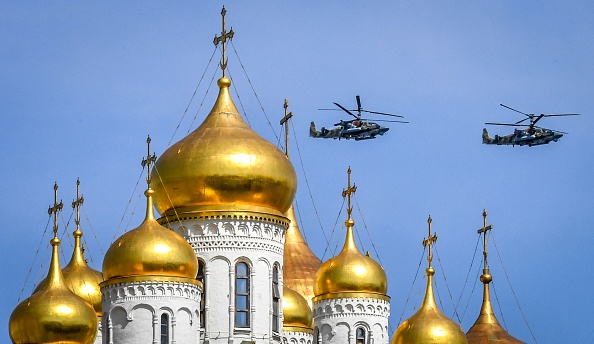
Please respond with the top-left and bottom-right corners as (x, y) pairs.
(310, 122), (321, 137)
(482, 128), (493, 144)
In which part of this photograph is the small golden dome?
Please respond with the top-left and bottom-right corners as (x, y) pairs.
(284, 205), (322, 308)
(35, 229), (103, 316)
(152, 76), (297, 218)
(314, 218), (388, 299)
(103, 188), (198, 281)
(10, 237), (98, 344)
(391, 268), (468, 344)
(283, 285), (313, 332)
(466, 271), (525, 344)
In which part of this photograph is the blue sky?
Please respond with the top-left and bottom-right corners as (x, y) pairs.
(1, 2), (593, 343)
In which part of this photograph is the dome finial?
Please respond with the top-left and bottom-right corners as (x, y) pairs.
(280, 98), (294, 158)
(141, 135), (157, 187)
(48, 182), (63, 239)
(342, 167), (357, 221)
(423, 215), (438, 271)
(213, 6), (234, 77)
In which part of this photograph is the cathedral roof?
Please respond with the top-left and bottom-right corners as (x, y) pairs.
(283, 205), (322, 307)
(313, 169), (388, 301)
(151, 75), (297, 219)
(10, 185), (97, 344)
(283, 285), (313, 333)
(391, 216), (467, 344)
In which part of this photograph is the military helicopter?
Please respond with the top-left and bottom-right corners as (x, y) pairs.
(483, 104), (579, 147)
(310, 95), (407, 140)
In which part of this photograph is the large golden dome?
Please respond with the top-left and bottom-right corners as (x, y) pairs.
(283, 285), (313, 333)
(391, 267), (468, 344)
(9, 237), (98, 344)
(35, 228), (103, 316)
(314, 218), (388, 300)
(103, 188), (198, 281)
(151, 76), (297, 218)
(284, 205), (322, 307)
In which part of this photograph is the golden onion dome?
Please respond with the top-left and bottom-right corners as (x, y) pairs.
(314, 218), (388, 300)
(35, 228), (103, 316)
(391, 267), (468, 344)
(466, 271), (525, 343)
(283, 285), (313, 333)
(103, 188), (198, 281)
(284, 205), (322, 308)
(151, 76), (297, 218)
(9, 237), (98, 344)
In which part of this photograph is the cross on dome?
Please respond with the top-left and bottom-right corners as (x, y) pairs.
(48, 183), (63, 238)
(213, 6), (234, 77)
(342, 167), (357, 219)
(423, 215), (438, 268)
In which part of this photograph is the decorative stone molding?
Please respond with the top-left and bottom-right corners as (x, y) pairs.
(283, 330), (313, 344)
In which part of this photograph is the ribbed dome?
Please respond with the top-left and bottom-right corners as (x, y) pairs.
(466, 271), (525, 343)
(35, 228), (103, 316)
(284, 205), (322, 308)
(283, 285), (313, 332)
(391, 267), (467, 344)
(103, 188), (198, 281)
(314, 218), (388, 299)
(151, 76), (297, 218)
(9, 237), (98, 344)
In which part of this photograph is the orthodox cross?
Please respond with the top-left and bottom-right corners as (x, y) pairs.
(342, 167), (357, 218)
(72, 178), (84, 229)
(213, 6), (234, 77)
(141, 135), (157, 186)
(48, 182), (63, 238)
(477, 208), (493, 270)
(423, 216), (438, 267)
(280, 98), (293, 158)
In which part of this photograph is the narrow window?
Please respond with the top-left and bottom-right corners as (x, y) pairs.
(235, 262), (250, 327)
(161, 314), (169, 344)
(356, 327), (366, 344)
(196, 260), (205, 328)
(272, 265), (280, 332)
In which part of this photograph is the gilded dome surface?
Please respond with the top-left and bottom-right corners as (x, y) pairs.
(466, 272), (525, 344)
(284, 205), (322, 307)
(10, 237), (98, 344)
(314, 218), (388, 298)
(103, 189), (198, 281)
(283, 285), (313, 331)
(152, 77), (297, 218)
(391, 268), (467, 344)
(35, 229), (103, 316)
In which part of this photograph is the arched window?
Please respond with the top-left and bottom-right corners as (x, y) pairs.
(160, 314), (169, 344)
(356, 327), (366, 344)
(235, 262), (250, 328)
(196, 260), (205, 328)
(272, 265), (280, 332)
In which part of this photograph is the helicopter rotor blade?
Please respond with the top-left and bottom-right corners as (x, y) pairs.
(356, 95), (362, 111)
(360, 109), (405, 118)
(485, 122), (530, 127)
(541, 113), (581, 117)
(367, 119), (409, 124)
(500, 103), (530, 116)
(514, 118), (530, 125)
(333, 102), (358, 119)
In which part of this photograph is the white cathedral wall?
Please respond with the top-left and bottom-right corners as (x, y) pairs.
(101, 279), (201, 344)
(312, 297), (390, 344)
(168, 215), (286, 344)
